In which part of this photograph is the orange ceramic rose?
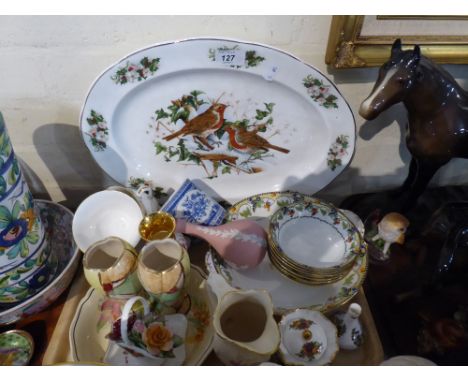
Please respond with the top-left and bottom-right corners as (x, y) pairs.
(143, 322), (174, 355)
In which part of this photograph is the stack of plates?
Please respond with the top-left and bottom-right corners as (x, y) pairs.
(268, 201), (362, 285)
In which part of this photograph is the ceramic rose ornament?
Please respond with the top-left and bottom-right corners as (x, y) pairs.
(106, 296), (187, 365)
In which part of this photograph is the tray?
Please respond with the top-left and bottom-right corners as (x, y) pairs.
(43, 244), (383, 366)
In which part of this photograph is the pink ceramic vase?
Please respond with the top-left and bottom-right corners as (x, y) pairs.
(175, 219), (267, 269)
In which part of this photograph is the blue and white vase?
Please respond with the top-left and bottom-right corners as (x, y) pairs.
(0, 113), (50, 304)
(161, 179), (225, 226)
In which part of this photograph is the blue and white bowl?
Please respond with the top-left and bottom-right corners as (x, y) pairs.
(0, 200), (79, 325)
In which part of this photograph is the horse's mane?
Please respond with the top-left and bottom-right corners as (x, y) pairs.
(418, 56), (468, 101)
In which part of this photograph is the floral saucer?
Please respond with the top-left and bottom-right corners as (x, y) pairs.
(69, 265), (214, 365)
(0, 200), (80, 325)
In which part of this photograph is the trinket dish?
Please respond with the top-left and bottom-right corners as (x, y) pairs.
(69, 265), (214, 365)
(278, 309), (338, 366)
(0, 200), (80, 325)
(0, 330), (34, 366)
(80, 38), (355, 203)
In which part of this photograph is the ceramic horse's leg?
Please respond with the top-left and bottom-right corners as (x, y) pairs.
(399, 158), (445, 212)
(392, 157), (418, 196)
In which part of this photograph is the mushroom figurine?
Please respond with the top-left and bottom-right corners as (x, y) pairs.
(371, 212), (410, 258)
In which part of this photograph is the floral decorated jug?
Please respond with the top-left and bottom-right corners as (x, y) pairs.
(207, 273), (280, 365)
(83, 236), (141, 297)
(137, 239), (191, 312)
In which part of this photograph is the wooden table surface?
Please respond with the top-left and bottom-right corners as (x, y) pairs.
(1, 242), (384, 366)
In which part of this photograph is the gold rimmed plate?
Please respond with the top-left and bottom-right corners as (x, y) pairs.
(269, 251), (348, 285)
(267, 234), (355, 277)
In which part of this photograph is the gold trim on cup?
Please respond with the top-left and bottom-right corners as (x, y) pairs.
(139, 211), (176, 242)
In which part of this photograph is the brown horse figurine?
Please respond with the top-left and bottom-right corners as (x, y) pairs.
(359, 39), (468, 210)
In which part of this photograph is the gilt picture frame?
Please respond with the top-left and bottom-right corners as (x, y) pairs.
(325, 15), (468, 68)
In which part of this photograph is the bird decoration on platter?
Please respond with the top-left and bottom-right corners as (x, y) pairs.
(163, 103), (228, 150)
(225, 124), (290, 154)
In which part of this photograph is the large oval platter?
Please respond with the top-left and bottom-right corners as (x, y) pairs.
(80, 38), (355, 203)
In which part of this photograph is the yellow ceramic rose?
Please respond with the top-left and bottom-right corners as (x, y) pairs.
(143, 322), (174, 355)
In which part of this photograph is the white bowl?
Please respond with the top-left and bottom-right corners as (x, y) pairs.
(269, 201), (361, 270)
(72, 190), (144, 252)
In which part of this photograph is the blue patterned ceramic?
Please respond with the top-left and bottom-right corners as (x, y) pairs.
(0, 113), (49, 304)
(0, 200), (79, 325)
(161, 179), (225, 226)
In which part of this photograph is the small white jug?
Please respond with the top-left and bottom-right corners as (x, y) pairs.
(207, 273), (280, 365)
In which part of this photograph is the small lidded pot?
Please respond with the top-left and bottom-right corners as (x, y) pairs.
(278, 309), (338, 366)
